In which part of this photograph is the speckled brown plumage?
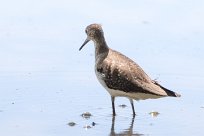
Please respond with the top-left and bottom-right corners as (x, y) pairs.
(79, 23), (181, 116)
(96, 49), (179, 97)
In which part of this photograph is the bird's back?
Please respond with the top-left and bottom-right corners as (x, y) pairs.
(96, 49), (180, 99)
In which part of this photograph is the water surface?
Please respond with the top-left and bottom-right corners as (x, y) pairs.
(0, 0), (204, 136)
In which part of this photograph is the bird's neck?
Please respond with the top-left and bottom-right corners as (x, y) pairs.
(94, 37), (109, 63)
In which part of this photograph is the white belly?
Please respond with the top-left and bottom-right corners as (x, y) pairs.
(95, 70), (163, 100)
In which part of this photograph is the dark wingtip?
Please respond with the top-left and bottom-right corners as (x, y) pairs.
(154, 81), (181, 97)
(166, 90), (181, 97)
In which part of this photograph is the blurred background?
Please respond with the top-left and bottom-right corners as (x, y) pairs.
(0, 0), (204, 136)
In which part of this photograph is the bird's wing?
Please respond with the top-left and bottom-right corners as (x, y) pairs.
(109, 49), (152, 83)
(97, 49), (169, 96)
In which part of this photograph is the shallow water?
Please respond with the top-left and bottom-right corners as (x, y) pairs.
(0, 71), (204, 136)
(0, 0), (204, 136)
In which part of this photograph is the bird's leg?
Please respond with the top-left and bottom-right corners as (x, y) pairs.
(111, 96), (116, 116)
(129, 99), (136, 116)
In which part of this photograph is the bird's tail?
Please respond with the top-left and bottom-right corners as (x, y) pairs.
(154, 82), (181, 97)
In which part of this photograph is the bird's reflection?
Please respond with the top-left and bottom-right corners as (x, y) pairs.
(109, 115), (143, 136)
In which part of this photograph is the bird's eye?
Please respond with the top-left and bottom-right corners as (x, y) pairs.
(85, 29), (88, 34)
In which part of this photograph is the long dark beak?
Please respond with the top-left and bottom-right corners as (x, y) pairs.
(79, 38), (90, 51)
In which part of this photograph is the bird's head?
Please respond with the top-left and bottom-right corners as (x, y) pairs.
(79, 24), (104, 51)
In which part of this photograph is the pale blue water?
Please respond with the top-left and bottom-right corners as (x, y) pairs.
(0, 0), (204, 136)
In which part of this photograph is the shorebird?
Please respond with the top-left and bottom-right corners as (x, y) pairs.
(79, 24), (181, 116)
